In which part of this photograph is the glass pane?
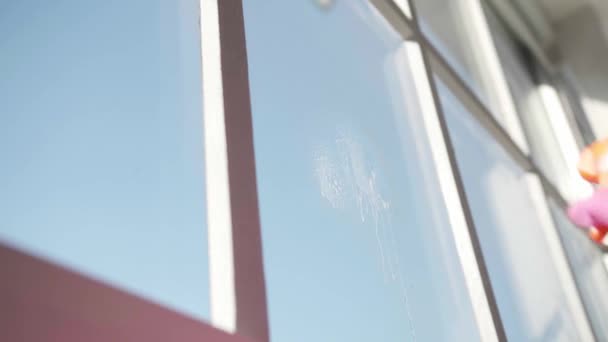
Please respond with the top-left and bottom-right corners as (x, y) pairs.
(0, 0), (209, 320)
(554, 74), (596, 147)
(413, 0), (491, 109)
(244, 2), (480, 341)
(438, 78), (583, 341)
(548, 198), (608, 341)
(485, 8), (572, 197)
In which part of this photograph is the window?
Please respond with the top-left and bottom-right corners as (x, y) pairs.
(554, 73), (597, 147)
(548, 198), (608, 341)
(413, 0), (529, 153)
(243, 1), (480, 340)
(0, 0), (209, 320)
(438, 78), (588, 341)
(413, 0), (489, 105)
(485, 7), (589, 201)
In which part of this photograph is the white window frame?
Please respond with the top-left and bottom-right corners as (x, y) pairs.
(200, 1), (269, 341)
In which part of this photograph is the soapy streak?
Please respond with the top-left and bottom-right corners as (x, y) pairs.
(314, 129), (416, 341)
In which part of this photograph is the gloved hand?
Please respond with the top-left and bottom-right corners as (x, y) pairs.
(568, 188), (608, 243)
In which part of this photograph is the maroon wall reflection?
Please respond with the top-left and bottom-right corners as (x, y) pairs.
(0, 242), (249, 342)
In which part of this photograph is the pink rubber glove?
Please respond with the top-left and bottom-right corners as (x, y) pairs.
(568, 188), (608, 243)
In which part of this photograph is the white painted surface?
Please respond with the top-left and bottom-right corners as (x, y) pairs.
(199, 0), (237, 333)
(538, 84), (593, 201)
(393, 0), (411, 18)
(458, 0), (530, 155)
(406, 41), (499, 342)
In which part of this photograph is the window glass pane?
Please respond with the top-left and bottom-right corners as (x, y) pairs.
(485, 8), (573, 197)
(548, 198), (608, 341)
(438, 79), (583, 341)
(554, 74), (596, 147)
(0, 0), (209, 320)
(244, 2), (480, 341)
(413, 0), (491, 110)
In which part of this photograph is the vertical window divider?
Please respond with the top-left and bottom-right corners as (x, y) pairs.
(199, 1), (269, 342)
(404, 1), (509, 339)
(418, 32), (534, 173)
(456, 0), (530, 155)
(371, 1), (506, 340)
(406, 43), (506, 342)
(525, 174), (597, 341)
(537, 83), (593, 201)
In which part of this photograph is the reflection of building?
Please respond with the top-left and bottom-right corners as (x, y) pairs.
(2, 1), (608, 341)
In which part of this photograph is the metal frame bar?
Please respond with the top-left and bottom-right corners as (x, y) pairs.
(200, 1), (269, 341)
(418, 42), (513, 341)
(374, 1), (513, 340)
(403, 2), (507, 340)
(402, 40), (505, 341)
(456, 0), (530, 155)
(200, 0), (237, 332)
(426, 43), (534, 172)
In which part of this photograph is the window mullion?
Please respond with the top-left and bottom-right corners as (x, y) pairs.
(457, 0), (530, 155)
(200, 1), (270, 341)
(389, 1), (507, 340)
(404, 40), (505, 342)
